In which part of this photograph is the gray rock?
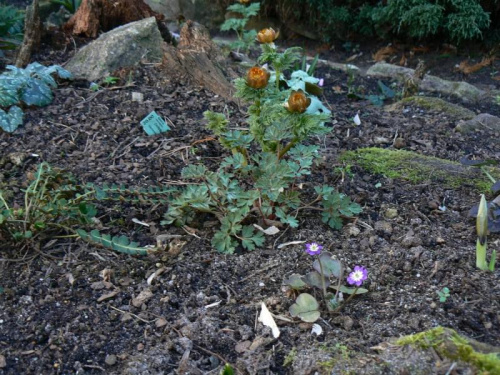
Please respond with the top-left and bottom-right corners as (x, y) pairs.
(145, 0), (224, 29)
(367, 63), (486, 103)
(65, 17), (164, 82)
(455, 113), (500, 134)
(104, 354), (117, 366)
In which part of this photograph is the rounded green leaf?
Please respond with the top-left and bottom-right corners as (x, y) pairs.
(284, 273), (307, 290)
(289, 293), (320, 323)
(313, 252), (343, 278)
(303, 271), (330, 289)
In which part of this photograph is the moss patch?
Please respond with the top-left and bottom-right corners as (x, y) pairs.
(396, 327), (500, 374)
(386, 96), (475, 119)
(341, 147), (500, 191)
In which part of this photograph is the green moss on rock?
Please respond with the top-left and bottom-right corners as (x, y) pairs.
(397, 327), (500, 374)
(341, 147), (499, 191)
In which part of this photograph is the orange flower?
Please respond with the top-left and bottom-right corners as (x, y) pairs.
(246, 67), (270, 89)
(239, 0), (250, 3)
(285, 90), (311, 113)
(256, 28), (279, 44)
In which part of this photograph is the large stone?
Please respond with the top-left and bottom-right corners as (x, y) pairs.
(341, 147), (500, 191)
(65, 17), (163, 82)
(386, 96), (475, 120)
(145, 0), (225, 29)
(455, 113), (500, 134)
(366, 63), (486, 103)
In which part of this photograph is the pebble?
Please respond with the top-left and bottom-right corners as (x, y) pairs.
(105, 355), (117, 366)
(137, 343), (145, 351)
(375, 221), (393, 235)
(385, 208), (398, 219)
(0, 355), (6, 368)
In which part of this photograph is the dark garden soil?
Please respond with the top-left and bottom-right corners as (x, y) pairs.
(0, 28), (500, 375)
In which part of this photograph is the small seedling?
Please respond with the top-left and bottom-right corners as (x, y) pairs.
(102, 76), (119, 86)
(476, 194), (496, 271)
(220, 1), (260, 54)
(437, 287), (450, 302)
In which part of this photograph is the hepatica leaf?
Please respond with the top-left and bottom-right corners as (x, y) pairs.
(289, 293), (320, 323)
(284, 273), (307, 290)
(312, 251), (343, 278)
(303, 271), (330, 289)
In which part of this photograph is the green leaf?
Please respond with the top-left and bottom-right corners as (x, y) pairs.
(312, 252), (343, 278)
(289, 293), (320, 323)
(240, 225), (265, 251)
(76, 229), (151, 256)
(303, 271), (330, 289)
(181, 164), (208, 179)
(0, 106), (23, 132)
(212, 230), (237, 254)
(329, 285), (368, 295)
(220, 363), (235, 375)
(284, 273), (307, 290)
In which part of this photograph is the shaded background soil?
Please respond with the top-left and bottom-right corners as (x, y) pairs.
(0, 18), (500, 375)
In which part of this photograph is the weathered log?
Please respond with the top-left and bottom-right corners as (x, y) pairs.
(162, 20), (238, 101)
(63, 0), (163, 38)
(15, 0), (41, 68)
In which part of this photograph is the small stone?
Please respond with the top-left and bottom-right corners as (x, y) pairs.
(155, 318), (168, 328)
(347, 225), (360, 237)
(436, 237), (446, 245)
(0, 354), (6, 368)
(298, 322), (311, 331)
(430, 302), (437, 309)
(235, 340), (251, 353)
(403, 261), (412, 272)
(393, 138), (406, 148)
(105, 355), (117, 366)
(385, 208), (398, 219)
(343, 316), (354, 331)
(137, 343), (145, 351)
(131, 92), (144, 102)
(120, 313), (132, 322)
(375, 221), (393, 235)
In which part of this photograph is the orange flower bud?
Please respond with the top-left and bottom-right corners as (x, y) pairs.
(285, 90), (311, 113)
(239, 0), (250, 3)
(246, 67), (270, 89)
(256, 28), (279, 44)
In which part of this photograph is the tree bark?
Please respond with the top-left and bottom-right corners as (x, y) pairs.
(64, 0), (164, 38)
(162, 21), (238, 101)
(15, 0), (41, 68)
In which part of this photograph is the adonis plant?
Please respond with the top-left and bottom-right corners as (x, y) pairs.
(285, 243), (368, 322)
(162, 33), (361, 253)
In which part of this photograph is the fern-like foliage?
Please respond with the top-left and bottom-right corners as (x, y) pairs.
(220, 2), (260, 54)
(76, 229), (151, 256)
(86, 183), (177, 205)
(0, 63), (72, 132)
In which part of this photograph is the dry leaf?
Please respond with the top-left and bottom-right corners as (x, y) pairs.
(373, 46), (397, 62)
(132, 218), (150, 227)
(258, 302), (280, 338)
(277, 240), (306, 249)
(253, 224), (280, 235)
(399, 53), (407, 67)
(147, 267), (166, 285)
(456, 56), (495, 75)
(66, 273), (75, 286)
(132, 289), (153, 307)
(97, 289), (120, 302)
(410, 46), (429, 53)
(311, 323), (323, 336)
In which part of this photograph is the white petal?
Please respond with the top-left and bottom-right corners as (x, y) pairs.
(258, 303), (280, 338)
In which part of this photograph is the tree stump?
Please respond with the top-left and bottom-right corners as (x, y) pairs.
(162, 20), (238, 101)
(15, 0), (41, 68)
(64, 0), (164, 38)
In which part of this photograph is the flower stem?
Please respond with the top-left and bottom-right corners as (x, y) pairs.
(332, 287), (359, 313)
(317, 254), (328, 306)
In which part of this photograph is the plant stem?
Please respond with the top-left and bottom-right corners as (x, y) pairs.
(317, 254), (328, 307)
(480, 166), (496, 184)
(278, 137), (298, 159)
(332, 286), (359, 313)
(0, 193), (10, 210)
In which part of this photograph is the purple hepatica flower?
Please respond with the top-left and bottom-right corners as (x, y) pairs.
(318, 78), (324, 87)
(305, 242), (323, 256)
(347, 266), (368, 287)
